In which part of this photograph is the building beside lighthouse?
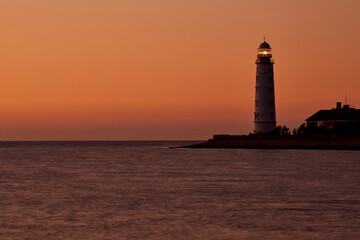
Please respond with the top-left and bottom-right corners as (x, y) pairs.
(254, 40), (276, 133)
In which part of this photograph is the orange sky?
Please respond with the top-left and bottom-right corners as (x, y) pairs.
(1, 0), (360, 140)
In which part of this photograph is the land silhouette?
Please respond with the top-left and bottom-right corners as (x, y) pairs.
(183, 123), (360, 150)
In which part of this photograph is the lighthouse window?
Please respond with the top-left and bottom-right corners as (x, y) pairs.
(255, 100), (259, 106)
(256, 76), (260, 82)
(256, 86), (260, 92)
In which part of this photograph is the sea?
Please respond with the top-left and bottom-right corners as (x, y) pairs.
(0, 141), (359, 240)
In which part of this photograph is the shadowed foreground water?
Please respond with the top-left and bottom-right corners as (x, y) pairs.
(0, 141), (359, 239)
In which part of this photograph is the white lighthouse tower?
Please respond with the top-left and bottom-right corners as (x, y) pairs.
(254, 40), (276, 133)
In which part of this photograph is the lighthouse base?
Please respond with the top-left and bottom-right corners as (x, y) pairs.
(254, 122), (276, 133)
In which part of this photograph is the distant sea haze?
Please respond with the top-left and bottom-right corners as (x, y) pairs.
(1, 141), (359, 239)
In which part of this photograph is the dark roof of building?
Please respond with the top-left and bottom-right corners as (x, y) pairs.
(306, 109), (360, 122)
(259, 41), (271, 49)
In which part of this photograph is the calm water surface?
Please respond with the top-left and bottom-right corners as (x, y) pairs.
(0, 141), (359, 239)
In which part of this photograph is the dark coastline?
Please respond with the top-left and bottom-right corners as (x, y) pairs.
(181, 134), (360, 150)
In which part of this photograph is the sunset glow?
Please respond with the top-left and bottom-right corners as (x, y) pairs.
(1, 0), (360, 140)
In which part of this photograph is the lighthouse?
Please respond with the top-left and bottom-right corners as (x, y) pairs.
(254, 40), (276, 133)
